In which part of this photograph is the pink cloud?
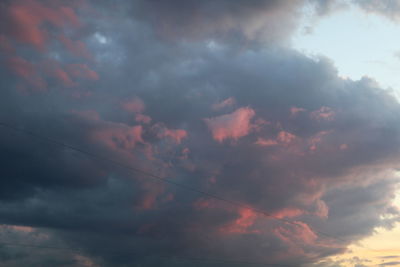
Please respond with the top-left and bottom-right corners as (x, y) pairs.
(2, 1), (98, 93)
(252, 118), (269, 132)
(205, 107), (256, 142)
(66, 64), (99, 81)
(275, 221), (318, 245)
(255, 131), (297, 147)
(135, 182), (165, 210)
(7, 56), (98, 93)
(163, 193), (174, 202)
(122, 97), (146, 113)
(310, 106), (335, 121)
(136, 192), (157, 210)
(277, 131), (297, 145)
(135, 114), (152, 124)
(255, 138), (278, 147)
(308, 130), (330, 151)
(6, 0), (80, 50)
(220, 208), (260, 234)
(290, 222), (318, 244)
(8, 56), (47, 91)
(58, 35), (92, 60)
(157, 128), (188, 144)
(122, 98), (152, 124)
(0, 35), (15, 54)
(208, 176), (217, 184)
(8, 57), (34, 79)
(340, 144), (348, 150)
(212, 97), (236, 110)
(93, 125), (144, 151)
(290, 106), (306, 117)
(41, 59), (78, 87)
(50, 67), (75, 87)
(272, 207), (304, 219)
(313, 200), (329, 219)
(194, 198), (215, 210)
(179, 147), (190, 160)
(8, 225), (35, 233)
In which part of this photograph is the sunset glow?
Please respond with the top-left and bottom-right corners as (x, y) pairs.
(1, 1), (400, 266)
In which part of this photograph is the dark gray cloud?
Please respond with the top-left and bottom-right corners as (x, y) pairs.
(312, 0), (400, 19)
(0, 0), (400, 267)
(129, 0), (306, 44)
(354, 0), (400, 19)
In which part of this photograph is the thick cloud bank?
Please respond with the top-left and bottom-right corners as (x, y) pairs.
(0, 0), (400, 266)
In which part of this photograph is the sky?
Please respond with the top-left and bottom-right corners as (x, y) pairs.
(292, 5), (400, 266)
(1, 0), (400, 266)
(293, 3), (400, 98)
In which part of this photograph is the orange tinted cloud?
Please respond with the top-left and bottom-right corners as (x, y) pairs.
(93, 125), (144, 151)
(277, 131), (297, 145)
(205, 107), (255, 142)
(275, 221), (318, 245)
(340, 144), (349, 150)
(157, 128), (188, 144)
(122, 98), (152, 124)
(255, 138), (278, 147)
(135, 183), (165, 210)
(53, 68), (74, 87)
(8, 56), (46, 90)
(41, 60), (75, 87)
(290, 106), (306, 117)
(273, 207), (304, 219)
(135, 114), (152, 124)
(220, 208), (259, 234)
(8, 57), (35, 79)
(194, 198), (215, 210)
(122, 97), (146, 113)
(255, 131), (297, 147)
(6, 0), (80, 50)
(0, 35), (15, 54)
(8, 57), (99, 92)
(308, 130), (330, 151)
(8, 225), (35, 233)
(65, 64), (99, 81)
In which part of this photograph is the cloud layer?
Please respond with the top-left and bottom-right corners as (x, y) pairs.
(0, 0), (400, 266)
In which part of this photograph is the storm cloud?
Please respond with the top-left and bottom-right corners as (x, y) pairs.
(0, 0), (400, 266)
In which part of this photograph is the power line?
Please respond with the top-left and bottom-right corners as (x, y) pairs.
(0, 122), (295, 223)
(0, 241), (298, 266)
(0, 122), (375, 252)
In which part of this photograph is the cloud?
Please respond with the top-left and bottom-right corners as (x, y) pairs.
(121, 97), (146, 113)
(0, 0), (80, 50)
(130, 0), (307, 43)
(353, 0), (400, 20)
(156, 125), (188, 144)
(310, 106), (335, 121)
(204, 107), (256, 142)
(312, 0), (400, 20)
(212, 97), (236, 111)
(380, 262), (400, 266)
(1, 0), (400, 267)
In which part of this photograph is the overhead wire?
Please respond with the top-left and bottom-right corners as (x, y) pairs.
(0, 122), (380, 254)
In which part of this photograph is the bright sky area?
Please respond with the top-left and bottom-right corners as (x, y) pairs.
(292, 6), (400, 266)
